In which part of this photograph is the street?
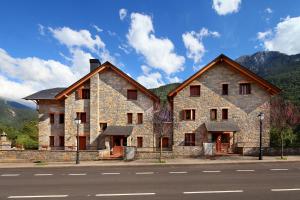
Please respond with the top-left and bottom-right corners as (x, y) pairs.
(0, 162), (300, 200)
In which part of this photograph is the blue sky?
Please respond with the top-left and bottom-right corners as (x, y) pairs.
(0, 0), (300, 104)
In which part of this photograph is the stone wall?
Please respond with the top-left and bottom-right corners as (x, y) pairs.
(0, 150), (99, 162)
(240, 147), (300, 156)
(172, 62), (272, 156)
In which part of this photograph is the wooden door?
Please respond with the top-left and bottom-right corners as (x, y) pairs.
(79, 136), (86, 150)
(216, 134), (222, 153)
(162, 137), (169, 148)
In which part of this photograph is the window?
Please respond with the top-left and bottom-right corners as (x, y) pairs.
(137, 113), (143, 124)
(239, 83), (251, 95)
(49, 136), (54, 147)
(127, 89), (137, 100)
(190, 85), (201, 96)
(59, 113), (64, 124)
(222, 109), (228, 120)
(222, 84), (228, 95)
(182, 109), (196, 120)
(76, 112), (87, 123)
(100, 123), (107, 131)
(50, 114), (55, 124)
(185, 133), (195, 146)
(127, 113), (133, 124)
(59, 136), (64, 147)
(137, 137), (143, 148)
(210, 109), (217, 120)
(81, 89), (90, 99)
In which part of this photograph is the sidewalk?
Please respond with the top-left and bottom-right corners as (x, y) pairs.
(0, 156), (300, 168)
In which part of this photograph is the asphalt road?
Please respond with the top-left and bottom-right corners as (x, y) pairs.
(0, 162), (300, 200)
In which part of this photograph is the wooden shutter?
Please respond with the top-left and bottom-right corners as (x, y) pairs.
(137, 113), (143, 124)
(127, 113), (133, 124)
(49, 136), (54, 147)
(137, 137), (143, 148)
(81, 112), (87, 123)
(190, 85), (200, 96)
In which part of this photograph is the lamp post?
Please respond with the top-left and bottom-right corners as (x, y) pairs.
(75, 117), (81, 164)
(258, 112), (264, 160)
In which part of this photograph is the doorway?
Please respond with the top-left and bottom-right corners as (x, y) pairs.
(79, 136), (86, 150)
(212, 132), (230, 154)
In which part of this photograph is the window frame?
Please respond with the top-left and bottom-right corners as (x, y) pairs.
(210, 109), (217, 121)
(184, 133), (195, 146)
(190, 85), (201, 97)
(100, 123), (107, 131)
(127, 89), (138, 100)
(137, 137), (143, 148)
(49, 113), (55, 124)
(59, 113), (64, 124)
(182, 109), (196, 121)
(76, 112), (87, 124)
(222, 108), (228, 120)
(239, 83), (251, 95)
(137, 113), (143, 124)
(49, 136), (55, 147)
(81, 89), (90, 99)
(127, 113), (133, 124)
(59, 136), (64, 147)
(222, 84), (229, 95)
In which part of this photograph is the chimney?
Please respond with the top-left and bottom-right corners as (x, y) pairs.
(89, 59), (101, 72)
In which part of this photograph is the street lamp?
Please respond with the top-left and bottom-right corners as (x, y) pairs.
(75, 117), (81, 164)
(258, 112), (264, 160)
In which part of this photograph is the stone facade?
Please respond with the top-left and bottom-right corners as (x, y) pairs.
(172, 62), (271, 155)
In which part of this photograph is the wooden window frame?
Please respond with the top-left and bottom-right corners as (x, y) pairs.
(239, 83), (251, 95)
(210, 109), (217, 121)
(137, 113), (143, 124)
(190, 85), (201, 97)
(137, 137), (143, 148)
(222, 109), (228, 120)
(127, 89), (138, 100)
(59, 136), (64, 147)
(127, 113), (133, 124)
(49, 113), (55, 124)
(222, 84), (229, 95)
(49, 136), (55, 147)
(81, 89), (90, 99)
(59, 113), (64, 124)
(184, 133), (195, 146)
(182, 109), (196, 121)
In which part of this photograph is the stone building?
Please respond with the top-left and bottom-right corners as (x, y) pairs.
(25, 60), (160, 157)
(168, 54), (280, 156)
(25, 54), (280, 157)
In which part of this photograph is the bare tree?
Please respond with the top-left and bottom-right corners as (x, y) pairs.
(153, 102), (178, 162)
(271, 96), (300, 158)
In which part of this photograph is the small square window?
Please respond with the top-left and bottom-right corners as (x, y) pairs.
(185, 133), (195, 146)
(190, 85), (201, 96)
(81, 89), (90, 99)
(182, 109), (196, 120)
(239, 83), (251, 95)
(127, 89), (137, 100)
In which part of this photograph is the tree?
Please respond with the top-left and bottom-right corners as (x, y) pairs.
(153, 102), (177, 162)
(271, 96), (300, 158)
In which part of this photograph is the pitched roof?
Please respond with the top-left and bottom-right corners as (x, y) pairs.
(23, 88), (66, 100)
(205, 121), (240, 132)
(102, 126), (133, 136)
(55, 61), (160, 101)
(168, 54), (281, 97)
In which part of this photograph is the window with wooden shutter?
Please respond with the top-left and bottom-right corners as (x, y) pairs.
(137, 137), (143, 148)
(50, 113), (55, 124)
(222, 84), (228, 95)
(127, 113), (133, 124)
(49, 136), (54, 147)
(190, 85), (201, 96)
(59, 113), (64, 124)
(127, 89), (137, 100)
(182, 109), (196, 120)
(59, 136), (64, 147)
(210, 109), (217, 120)
(184, 133), (195, 146)
(137, 113), (143, 124)
(239, 83), (251, 95)
(81, 89), (90, 99)
(222, 109), (228, 120)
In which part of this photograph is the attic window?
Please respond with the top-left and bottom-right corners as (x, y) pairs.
(239, 83), (251, 95)
(81, 89), (90, 99)
(190, 85), (200, 96)
(127, 89), (137, 100)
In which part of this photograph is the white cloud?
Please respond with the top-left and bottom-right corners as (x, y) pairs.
(49, 27), (105, 52)
(257, 16), (300, 55)
(167, 76), (181, 83)
(182, 28), (220, 64)
(127, 12), (185, 75)
(92, 24), (103, 32)
(119, 8), (128, 20)
(118, 44), (131, 54)
(265, 8), (273, 14)
(137, 71), (165, 88)
(38, 24), (45, 35)
(212, 0), (241, 15)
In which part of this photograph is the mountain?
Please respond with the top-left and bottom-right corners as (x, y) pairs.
(150, 83), (181, 103)
(0, 98), (37, 129)
(236, 51), (300, 105)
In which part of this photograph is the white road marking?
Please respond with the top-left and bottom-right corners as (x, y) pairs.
(202, 170), (221, 173)
(68, 173), (86, 176)
(236, 170), (255, 172)
(95, 193), (156, 197)
(271, 188), (300, 192)
(184, 190), (244, 194)
(169, 171), (188, 174)
(136, 172), (154, 175)
(1, 174), (20, 177)
(101, 172), (120, 175)
(8, 194), (68, 198)
(270, 169), (289, 171)
(34, 174), (53, 176)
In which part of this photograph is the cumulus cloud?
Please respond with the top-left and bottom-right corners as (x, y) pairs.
(182, 28), (220, 65)
(127, 12), (185, 75)
(119, 8), (127, 20)
(257, 16), (300, 55)
(137, 65), (165, 88)
(212, 0), (241, 15)
(265, 8), (273, 14)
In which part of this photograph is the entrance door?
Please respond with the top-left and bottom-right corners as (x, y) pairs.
(111, 136), (126, 157)
(79, 136), (86, 150)
(162, 137), (169, 148)
(216, 134), (222, 153)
